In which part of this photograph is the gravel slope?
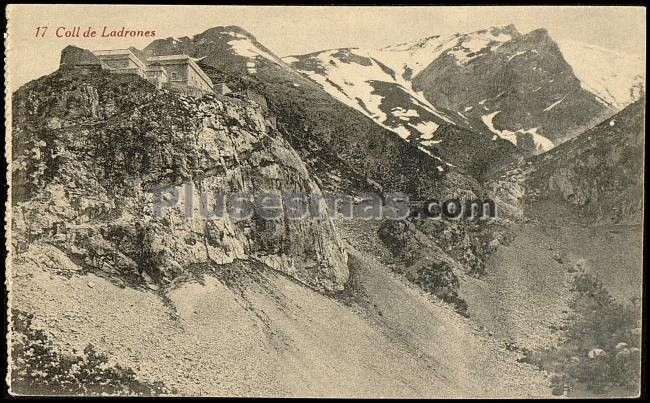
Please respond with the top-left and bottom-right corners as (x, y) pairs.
(461, 223), (643, 351)
(10, 241), (551, 397)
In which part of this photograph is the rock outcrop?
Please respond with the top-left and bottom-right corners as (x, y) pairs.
(59, 45), (103, 69)
(525, 98), (644, 223)
(11, 65), (348, 292)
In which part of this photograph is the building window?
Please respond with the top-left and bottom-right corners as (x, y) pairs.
(171, 72), (178, 80)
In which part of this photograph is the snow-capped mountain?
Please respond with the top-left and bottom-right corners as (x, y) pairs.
(410, 27), (612, 152)
(555, 39), (645, 110)
(284, 48), (464, 147)
(282, 27), (524, 151)
(286, 25), (643, 156)
(144, 25), (293, 78)
(374, 24), (520, 80)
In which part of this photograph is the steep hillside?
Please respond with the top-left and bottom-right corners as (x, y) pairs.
(523, 98), (643, 224)
(465, 99), (644, 397)
(10, 239), (551, 397)
(488, 98), (644, 226)
(483, 98), (645, 315)
(11, 62), (348, 292)
(143, 26), (489, 192)
(482, 99), (645, 344)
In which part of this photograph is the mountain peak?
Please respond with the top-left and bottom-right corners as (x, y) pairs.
(514, 28), (560, 53)
(198, 25), (257, 40)
(484, 24), (521, 38)
(382, 24), (521, 53)
(143, 23), (286, 74)
(525, 27), (551, 40)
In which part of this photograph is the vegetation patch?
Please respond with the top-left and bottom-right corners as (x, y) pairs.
(521, 274), (641, 396)
(377, 220), (469, 316)
(10, 309), (173, 396)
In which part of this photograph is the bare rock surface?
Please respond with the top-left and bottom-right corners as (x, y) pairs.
(11, 68), (348, 292)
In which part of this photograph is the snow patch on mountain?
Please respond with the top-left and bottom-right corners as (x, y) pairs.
(374, 26), (516, 77)
(284, 48), (457, 144)
(528, 130), (555, 153)
(507, 51), (527, 62)
(289, 50), (388, 121)
(392, 107), (419, 119)
(446, 31), (512, 65)
(392, 126), (412, 140)
(410, 121), (440, 139)
(482, 111), (554, 153)
(421, 139), (442, 147)
(543, 95), (566, 112)
(372, 35), (458, 78)
(556, 39), (645, 109)
(226, 31), (284, 65)
(482, 112), (517, 144)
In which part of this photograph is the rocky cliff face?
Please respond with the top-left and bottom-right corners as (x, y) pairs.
(487, 98), (644, 224)
(11, 62), (348, 292)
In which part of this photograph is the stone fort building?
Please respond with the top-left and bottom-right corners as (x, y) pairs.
(92, 48), (229, 97)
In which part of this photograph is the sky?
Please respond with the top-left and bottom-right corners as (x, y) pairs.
(5, 5), (647, 89)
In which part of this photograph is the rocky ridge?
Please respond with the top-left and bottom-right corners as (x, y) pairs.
(488, 98), (645, 224)
(11, 61), (348, 292)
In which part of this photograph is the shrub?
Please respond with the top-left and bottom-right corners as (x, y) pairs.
(10, 309), (172, 396)
(408, 261), (468, 317)
(522, 274), (641, 396)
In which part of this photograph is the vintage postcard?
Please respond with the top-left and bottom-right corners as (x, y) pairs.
(4, 4), (645, 397)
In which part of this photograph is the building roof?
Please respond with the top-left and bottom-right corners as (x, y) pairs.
(93, 49), (146, 69)
(93, 48), (136, 56)
(147, 54), (192, 62)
